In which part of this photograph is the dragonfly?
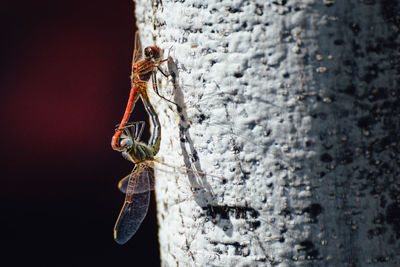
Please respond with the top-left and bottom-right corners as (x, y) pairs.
(111, 31), (175, 152)
(113, 89), (161, 244)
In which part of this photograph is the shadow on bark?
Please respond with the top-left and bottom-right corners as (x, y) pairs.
(167, 57), (236, 237)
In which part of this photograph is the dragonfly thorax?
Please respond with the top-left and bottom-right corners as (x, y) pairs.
(122, 141), (155, 164)
(131, 60), (156, 83)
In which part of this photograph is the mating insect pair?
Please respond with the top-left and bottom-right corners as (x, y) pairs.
(112, 31), (175, 244)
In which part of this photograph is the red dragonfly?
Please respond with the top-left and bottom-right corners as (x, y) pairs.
(111, 31), (173, 151)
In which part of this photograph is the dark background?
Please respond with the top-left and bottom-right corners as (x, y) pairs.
(1, 1), (160, 266)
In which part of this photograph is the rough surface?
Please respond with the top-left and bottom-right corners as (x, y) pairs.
(135, 0), (400, 266)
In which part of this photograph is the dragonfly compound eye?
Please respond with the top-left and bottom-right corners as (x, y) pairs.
(152, 46), (162, 60)
(144, 47), (152, 58)
(120, 138), (133, 149)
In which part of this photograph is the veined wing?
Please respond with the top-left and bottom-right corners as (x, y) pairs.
(118, 162), (155, 194)
(114, 163), (151, 244)
(131, 30), (143, 71)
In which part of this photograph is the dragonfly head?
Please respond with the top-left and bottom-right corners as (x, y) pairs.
(144, 45), (162, 62)
(117, 127), (134, 151)
(120, 138), (133, 150)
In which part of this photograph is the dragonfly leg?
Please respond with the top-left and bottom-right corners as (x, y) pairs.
(152, 72), (178, 106)
(157, 65), (170, 78)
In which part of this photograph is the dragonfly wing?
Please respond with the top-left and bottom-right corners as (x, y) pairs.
(118, 164), (154, 194)
(114, 164), (151, 244)
(131, 30), (143, 70)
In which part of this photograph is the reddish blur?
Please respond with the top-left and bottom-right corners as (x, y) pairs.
(1, 1), (142, 164)
(0, 1), (159, 266)
(1, 29), (113, 158)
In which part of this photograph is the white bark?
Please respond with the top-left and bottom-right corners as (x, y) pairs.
(135, 0), (400, 266)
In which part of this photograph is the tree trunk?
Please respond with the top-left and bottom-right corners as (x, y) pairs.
(135, 0), (400, 266)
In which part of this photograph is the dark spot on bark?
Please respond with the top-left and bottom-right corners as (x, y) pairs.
(246, 121), (256, 130)
(203, 205), (259, 221)
(248, 208), (259, 218)
(272, 0), (287, 5)
(293, 6), (302, 11)
(343, 84), (356, 95)
(163, 202), (168, 212)
(282, 72), (290, 78)
(369, 87), (387, 101)
(357, 116), (372, 128)
(340, 149), (354, 164)
(380, 0), (400, 26)
(343, 59), (356, 66)
(368, 227), (387, 239)
(197, 114), (206, 124)
(320, 153), (333, 162)
(323, 143), (332, 150)
(350, 23), (360, 35)
(242, 21), (247, 28)
(364, 63), (379, 83)
(386, 202), (400, 238)
(376, 256), (389, 262)
(297, 240), (320, 259)
(380, 195), (387, 209)
(366, 42), (382, 54)
(280, 208), (291, 216)
(191, 151), (199, 162)
(352, 40), (363, 57)
(209, 241), (248, 256)
(334, 39), (345, 45)
(303, 204), (323, 223)
(206, 205), (229, 219)
(234, 72), (243, 78)
(226, 6), (241, 13)
(279, 236), (285, 242)
(249, 220), (260, 230)
(380, 136), (391, 148)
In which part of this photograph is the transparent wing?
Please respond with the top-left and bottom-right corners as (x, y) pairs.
(113, 163), (151, 244)
(131, 30), (143, 71)
(118, 163), (154, 194)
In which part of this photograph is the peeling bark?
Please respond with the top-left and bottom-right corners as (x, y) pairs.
(135, 0), (400, 266)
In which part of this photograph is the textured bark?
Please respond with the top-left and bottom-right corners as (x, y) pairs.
(135, 0), (400, 266)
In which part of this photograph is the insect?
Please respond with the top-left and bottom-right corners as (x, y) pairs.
(111, 31), (174, 152)
(113, 89), (161, 244)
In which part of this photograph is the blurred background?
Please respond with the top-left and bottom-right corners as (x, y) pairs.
(0, 0), (160, 265)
